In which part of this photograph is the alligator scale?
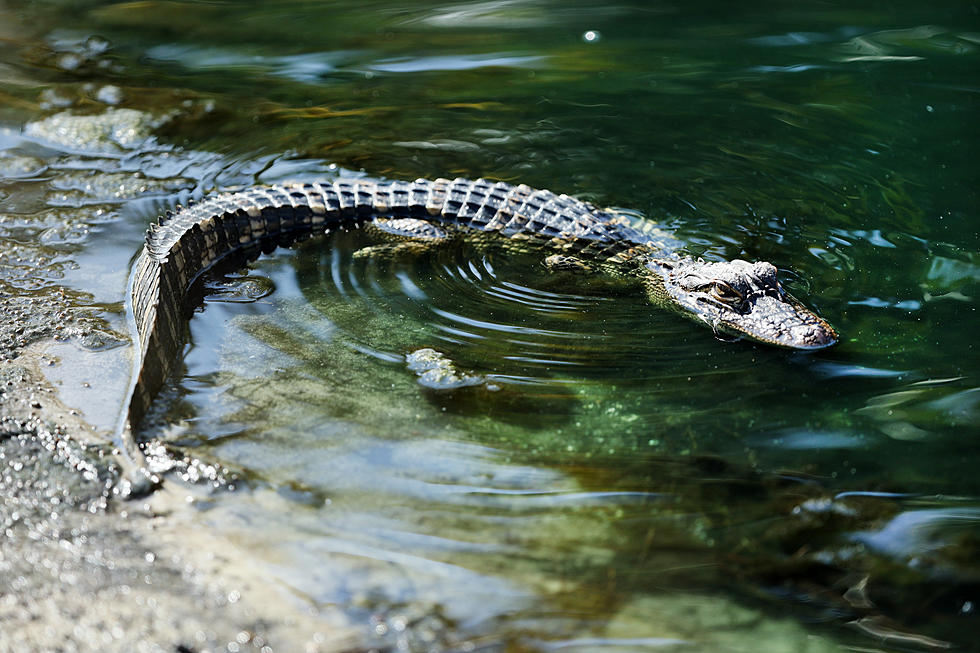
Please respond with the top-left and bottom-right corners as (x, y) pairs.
(127, 177), (837, 433)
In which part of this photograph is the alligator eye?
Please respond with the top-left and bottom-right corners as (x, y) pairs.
(706, 281), (743, 304)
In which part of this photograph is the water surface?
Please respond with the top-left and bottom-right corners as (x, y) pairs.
(1, 0), (978, 650)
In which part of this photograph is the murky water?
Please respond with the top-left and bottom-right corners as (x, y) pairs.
(1, 0), (978, 650)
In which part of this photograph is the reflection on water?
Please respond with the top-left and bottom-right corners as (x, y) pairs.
(855, 507), (980, 561)
(1, 0), (979, 650)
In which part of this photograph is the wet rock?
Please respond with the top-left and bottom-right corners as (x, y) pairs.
(0, 150), (46, 177)
(35, 32), (118, 75)
(95, 84), (124, 105)
(405, 348), (485, 390)
(23, 108), (172, 154)
(38, 87), (75, 110)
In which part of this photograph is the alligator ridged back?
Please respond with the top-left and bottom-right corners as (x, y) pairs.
(127, 177), (657, 429)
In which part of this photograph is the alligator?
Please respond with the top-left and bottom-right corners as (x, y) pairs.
(125, 177), (837, 439)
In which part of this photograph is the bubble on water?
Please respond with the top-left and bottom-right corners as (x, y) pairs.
(583, 30), (601, 43)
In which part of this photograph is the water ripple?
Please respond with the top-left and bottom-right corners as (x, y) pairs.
(430, 307), (590, 339)
(370, 54), (543, 73)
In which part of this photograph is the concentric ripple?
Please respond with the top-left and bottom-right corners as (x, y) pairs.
(292, 227), (702, 390)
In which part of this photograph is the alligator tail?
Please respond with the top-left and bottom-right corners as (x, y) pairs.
(128, 180), (384, 428)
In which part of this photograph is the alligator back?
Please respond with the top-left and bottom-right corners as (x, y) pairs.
(128, 177), (656, 429)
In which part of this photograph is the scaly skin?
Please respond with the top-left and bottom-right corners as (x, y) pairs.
(126, 177), (837, 435)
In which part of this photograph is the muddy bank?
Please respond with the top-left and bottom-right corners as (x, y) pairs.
(0, 85), (361, 650)
(1, 352), (366, 652)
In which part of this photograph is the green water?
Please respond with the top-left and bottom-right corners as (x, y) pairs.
(1, 0), (979, 650)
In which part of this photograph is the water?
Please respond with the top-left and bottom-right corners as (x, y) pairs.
(1, 0), (978, 650)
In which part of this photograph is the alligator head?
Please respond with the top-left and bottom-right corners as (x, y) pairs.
(644, 257), (838, 350)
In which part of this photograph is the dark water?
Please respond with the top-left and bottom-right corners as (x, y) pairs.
(1, 0), (979, 650)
